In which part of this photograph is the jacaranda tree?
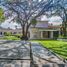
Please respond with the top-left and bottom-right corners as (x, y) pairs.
(0, 0), (64, 40)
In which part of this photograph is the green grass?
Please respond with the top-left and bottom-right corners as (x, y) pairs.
(31, 40), (67, 59)
(0, 36), (20, 40)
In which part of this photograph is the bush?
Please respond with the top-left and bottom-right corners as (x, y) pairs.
(3, 36), (20, 40)
(4, 32), (12, 36)
(20, 36), (28, 40)
(14, 34), (22, 38)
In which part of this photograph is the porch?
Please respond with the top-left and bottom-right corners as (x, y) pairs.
(30, 29), (60, 39)
(39, 30), (59, 39)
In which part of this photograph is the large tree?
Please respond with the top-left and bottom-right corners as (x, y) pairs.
(48, 0), (67, 37)
(0, 0), (63, 40)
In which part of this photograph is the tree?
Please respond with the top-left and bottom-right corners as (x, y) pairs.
(51, 4), (67, 37)
(55, 3), (67, 37)
(0, 8), (5, 22)
(44, 0), (67, 37)
(59, 5), (67, 37)
(1, 0), (62, 40)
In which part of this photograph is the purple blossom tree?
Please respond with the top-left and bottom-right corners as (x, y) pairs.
(1, 0), (61, 40)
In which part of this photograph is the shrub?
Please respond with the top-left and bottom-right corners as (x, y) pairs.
(3, 36), (20, 40)
(4, 32), (12, 36)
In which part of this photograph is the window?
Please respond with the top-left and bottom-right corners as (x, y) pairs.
(0, 32), (2, 35)
(13, 32), (17, 34)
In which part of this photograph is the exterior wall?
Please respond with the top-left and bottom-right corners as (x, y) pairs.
(29, 28), (34, 39)
(40, 31), (44, 38)
(29, 27), (60, 39)
(29, 28), (39, 39)
(40, 31), (53, 39)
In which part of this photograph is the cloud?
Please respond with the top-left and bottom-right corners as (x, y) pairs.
(1, 17), (21, 29)
(49, 16), (62, 25)
(41, 15), (48, 21)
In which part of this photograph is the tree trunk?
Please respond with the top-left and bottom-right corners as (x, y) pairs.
(25, 23), (31, 40)
(21, 24), (28, 40)
(20, 21), (31, 40)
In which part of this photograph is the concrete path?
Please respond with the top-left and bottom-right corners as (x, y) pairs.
(0, 40), (66, 67)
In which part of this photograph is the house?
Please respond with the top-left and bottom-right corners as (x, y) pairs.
(29, 15), (61, 39)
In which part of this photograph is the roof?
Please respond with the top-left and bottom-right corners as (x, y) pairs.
(48, 25), (61, 28)
(35, 22), (48, 28)
(31, 21), (48, 28)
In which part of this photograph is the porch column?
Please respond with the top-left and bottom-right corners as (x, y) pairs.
(59, 30), (61, 36)
(29, 29), (34, 39)
(41, 31), (43, 38)
(50, 31), (53, 38)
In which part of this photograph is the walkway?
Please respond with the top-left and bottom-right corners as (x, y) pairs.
(0, 40), (66, 67)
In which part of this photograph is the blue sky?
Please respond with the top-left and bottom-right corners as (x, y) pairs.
(49, 16), (62, 25)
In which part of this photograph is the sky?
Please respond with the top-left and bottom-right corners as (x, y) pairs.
(0, 16), (21, 29)
(0, 0), (63, 29)
(48, 16), (62, 25)
(0, 15), (62, 29)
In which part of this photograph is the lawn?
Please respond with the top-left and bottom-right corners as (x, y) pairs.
(31, 40), (67, 60)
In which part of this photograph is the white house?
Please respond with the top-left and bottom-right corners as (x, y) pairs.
(29, 15), (61, 39)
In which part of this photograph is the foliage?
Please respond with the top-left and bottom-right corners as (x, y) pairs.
(58, 35), (67, 38)
(4, 32), (12, 36)
(0, 8), (5, 22)
(3, 32), (22, 40)
(31, 19), (37, 27)
(2, 36), (20, 40)
(14, 34), (22, 38)
(0, 32), (21, 40)
(59, 35), (64, 38)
